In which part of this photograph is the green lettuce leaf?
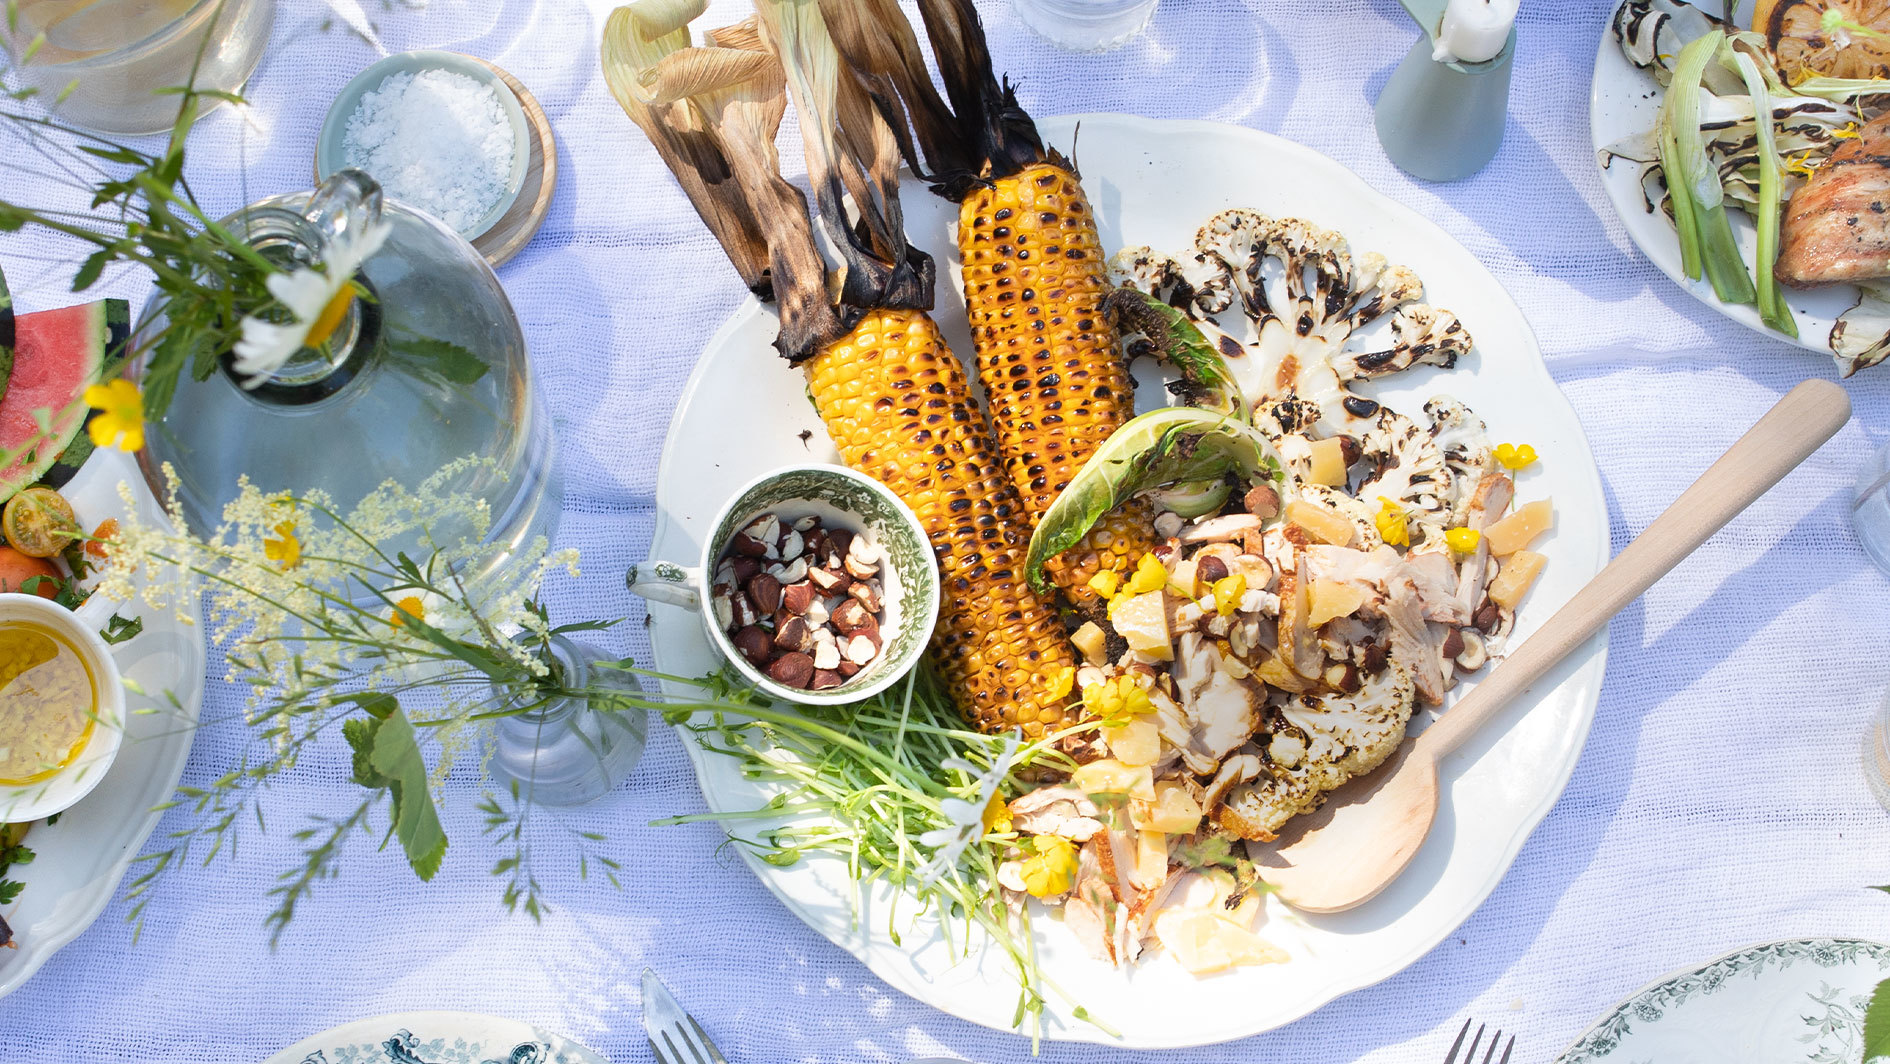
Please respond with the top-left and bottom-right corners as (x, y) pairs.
(1024, 407), (1283, 595)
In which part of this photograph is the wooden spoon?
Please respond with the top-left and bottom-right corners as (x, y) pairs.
(1254, 379), (1852, 913)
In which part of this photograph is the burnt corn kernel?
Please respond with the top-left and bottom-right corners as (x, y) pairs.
(956, 162), (1155, 610)
(803, 307), (1082, 735)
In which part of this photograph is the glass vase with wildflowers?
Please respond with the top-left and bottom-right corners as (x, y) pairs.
(98, 459), (639, 938)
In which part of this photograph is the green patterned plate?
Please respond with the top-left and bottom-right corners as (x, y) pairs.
(1556, 938), (1890, 1064)
(261, 1012), (604, 1064)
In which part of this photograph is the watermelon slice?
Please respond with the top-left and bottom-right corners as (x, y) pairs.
(0, 299), (126, 503)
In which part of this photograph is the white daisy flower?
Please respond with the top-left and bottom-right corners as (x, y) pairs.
(915, 730), (1023, 887)
(231, 219), (391, 388)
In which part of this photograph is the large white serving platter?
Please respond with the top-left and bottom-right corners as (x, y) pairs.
(1591, 0), (1848, 363)
(0, 448), (207, 997)
(646, 114), (1609, 1048)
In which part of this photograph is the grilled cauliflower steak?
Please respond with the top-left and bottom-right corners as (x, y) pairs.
(1215, 662), (1417, 840)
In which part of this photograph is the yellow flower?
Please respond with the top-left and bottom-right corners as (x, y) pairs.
(1445, 527), (1481, 553)
(389, 595), (425, 628)
(1374, 497), (1408, 547)
(1211, 573), (1246, 617)
(231, 219), (390, 388)
(83, 378), (145, 452)
(1020, 835), (1079, 898)
(1045, 665), (1075, 702)
(1086, 570), (1120, 598)
(1083, 674), (1151, 726)
(263, 521), (302, 570)
(1785, 151), (1821, 178)
(1494, 442), (1538, 470)
(1121, 552), (1168, 596)
(981, 793), (1012, 834)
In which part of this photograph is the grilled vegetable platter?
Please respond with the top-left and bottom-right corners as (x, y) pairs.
(1593, 0), (1890, 374)
(616, 0), (1605, 1048)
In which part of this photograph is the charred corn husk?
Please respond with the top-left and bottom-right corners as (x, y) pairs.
(607, 0), (1091, 735)
(806, 308), (1080, 735)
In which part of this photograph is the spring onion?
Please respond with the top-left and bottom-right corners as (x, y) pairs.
(1664, 30), (1758, 305)
(1731, 45), (1798, 339)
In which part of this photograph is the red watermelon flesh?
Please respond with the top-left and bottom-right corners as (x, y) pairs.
(0, 299), (126, 501)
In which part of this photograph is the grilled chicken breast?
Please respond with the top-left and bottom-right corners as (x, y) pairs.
(1777, 111), (1890, 288)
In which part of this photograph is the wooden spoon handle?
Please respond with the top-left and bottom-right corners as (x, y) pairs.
(1419, 379), (1851, 758)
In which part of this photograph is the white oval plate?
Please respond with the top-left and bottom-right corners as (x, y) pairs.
(263, 1011), (605, 1064)
(0, 447), (206, 998)
(1555, 938), (1890, 1062)
(1590, 0), (1854, 362)
(647, 114), (1609, 1048)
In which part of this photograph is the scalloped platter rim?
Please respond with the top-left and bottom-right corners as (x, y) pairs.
(1554, 937), (1890, 1063)
(261, 1011), (606, 1064)
(0, 447), (207, 999)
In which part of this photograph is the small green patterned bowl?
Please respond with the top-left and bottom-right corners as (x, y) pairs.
(627, 464), (941, 705)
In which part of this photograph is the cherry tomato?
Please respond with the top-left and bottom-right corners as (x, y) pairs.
(84, 518), (119, 560)
(2, 488), (79, 558)
(0, 547), (60, 599)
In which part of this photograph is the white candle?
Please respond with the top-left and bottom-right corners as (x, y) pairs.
(1432, 0), (1519, 64)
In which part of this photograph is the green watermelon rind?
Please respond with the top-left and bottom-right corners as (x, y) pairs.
(0, 261), (13, 406)
(0, 298), (127, 504)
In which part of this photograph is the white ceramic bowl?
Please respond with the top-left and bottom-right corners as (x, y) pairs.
(315, 50), (530, 240)
(628, 464), (941, 706)
(0, 593), (126, 822)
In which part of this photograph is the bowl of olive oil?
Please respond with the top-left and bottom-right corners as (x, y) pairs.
(0, 593), (125, 821)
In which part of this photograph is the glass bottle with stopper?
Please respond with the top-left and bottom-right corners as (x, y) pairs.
(133, 168), (562, 596)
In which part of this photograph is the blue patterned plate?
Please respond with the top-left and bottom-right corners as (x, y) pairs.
(261, 1012), (605, 1064)
(1556, 938), (1890, 1064)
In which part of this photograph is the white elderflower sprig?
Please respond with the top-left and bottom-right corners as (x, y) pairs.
(97, 458), (620, 940)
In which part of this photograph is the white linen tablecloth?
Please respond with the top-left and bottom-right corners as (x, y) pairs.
(4, 1), (1889, 1060)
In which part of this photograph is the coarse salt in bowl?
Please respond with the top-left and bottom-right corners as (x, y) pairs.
(316, 51), (530, 241)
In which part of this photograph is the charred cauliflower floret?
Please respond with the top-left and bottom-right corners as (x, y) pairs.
(1110, 208), (1472, 440)
(1214, 661), (1417, 841)
(1330, 304), (1469, 381)
(1424, 396), (1497, 526)
(1357, 411), (1453, 544)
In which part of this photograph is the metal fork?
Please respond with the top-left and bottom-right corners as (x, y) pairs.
(1443, 1018), (1516, 1064)
(642, 968), (730, 1064)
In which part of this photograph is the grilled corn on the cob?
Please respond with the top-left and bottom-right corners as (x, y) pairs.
(805, 307), (1082, 736)
(958, 161), (1156, 607)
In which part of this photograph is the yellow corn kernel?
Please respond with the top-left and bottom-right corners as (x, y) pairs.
(1494, 443), (1538, 470)
(1445, 527), (1481, 553)
(803, 307), (1080, 736)
(1212, 573), (1246, 617)
(1087, 570), (1121, 598)
(1375, 497), (1408, 547)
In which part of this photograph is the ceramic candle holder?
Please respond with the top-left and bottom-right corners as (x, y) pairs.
(1374, 0), (1517, 182)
